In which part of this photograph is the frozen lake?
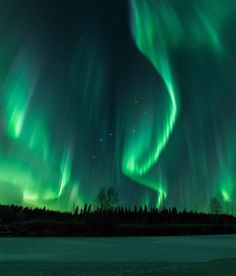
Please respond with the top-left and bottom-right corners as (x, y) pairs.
(1, 235), (236, 275)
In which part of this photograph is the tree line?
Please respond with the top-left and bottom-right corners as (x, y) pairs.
(0, 188), (234, 227)
(0, 198), (234, 227)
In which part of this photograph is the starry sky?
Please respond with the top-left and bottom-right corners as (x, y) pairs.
(0, 0), (236, 214)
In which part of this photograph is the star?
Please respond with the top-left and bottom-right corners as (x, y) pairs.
(108, 133), (113, 136)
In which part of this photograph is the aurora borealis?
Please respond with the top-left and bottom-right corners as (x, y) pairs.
(0, 0), (236, 214)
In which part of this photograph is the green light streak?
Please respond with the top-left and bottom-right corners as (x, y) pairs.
(222, 190), (231, 203)
(156, 186), (167, 209)
(123, 0), (236, 210)
(123, 0), (178, 178)
(0, 49), (81, 210)
(219, 172), (234, 203)
(4, 58), (34, 139)
(122, 0), (180, 206)
(58, 144), (73, 197)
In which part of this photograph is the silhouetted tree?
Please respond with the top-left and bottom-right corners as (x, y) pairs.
(94, 187), (119, 210)
(83, 203), (88, 214)
(107, 188), (119, 209)
(74, 206), (79, 216)
(87, 203), (92, 214)
(209, 197), (222, 214)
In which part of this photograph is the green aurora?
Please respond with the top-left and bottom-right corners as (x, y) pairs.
(0, 0), (235, 214)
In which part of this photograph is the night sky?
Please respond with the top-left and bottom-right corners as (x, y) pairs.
(0, 0), (236, 214)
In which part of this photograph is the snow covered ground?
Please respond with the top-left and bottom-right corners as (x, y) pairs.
(0, 235), (236, 275)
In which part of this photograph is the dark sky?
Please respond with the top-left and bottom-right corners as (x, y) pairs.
(0, 0), (236, 214)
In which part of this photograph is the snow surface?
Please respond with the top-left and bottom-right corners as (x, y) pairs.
(1, 235), (236, 262)
(0, 235), (236, 275)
